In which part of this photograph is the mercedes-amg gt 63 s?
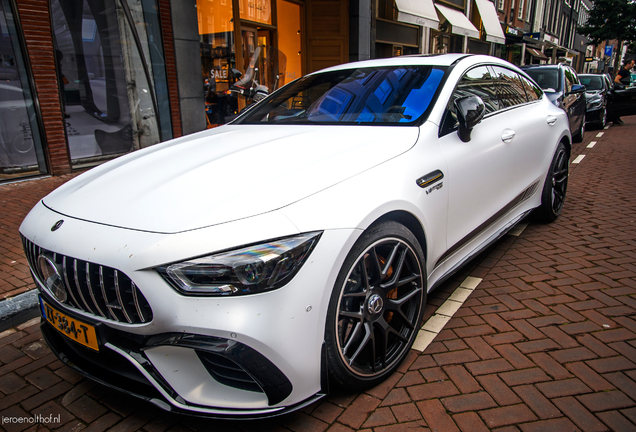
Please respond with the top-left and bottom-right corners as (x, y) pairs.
(21, 54), (570, 419)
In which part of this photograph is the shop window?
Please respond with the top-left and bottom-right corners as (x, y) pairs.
(376, 43), (418, 58)
(198, 0), (236, 126)
(51, 0), (170, 167)
(239, 0), (272, 24)
(0, 0), (47, 180)
(377, 0), (397, 20)
(430, 30), (463, 54)
(200, 0), (302, 127)
(276, 0), (301, 86)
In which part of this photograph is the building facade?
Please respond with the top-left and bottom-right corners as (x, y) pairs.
(0, 0), (595, 182)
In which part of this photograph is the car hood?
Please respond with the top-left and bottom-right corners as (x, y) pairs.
(43, 125), (419, 233)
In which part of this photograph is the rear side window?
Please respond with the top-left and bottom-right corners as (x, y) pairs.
(492, 66), (528, 108)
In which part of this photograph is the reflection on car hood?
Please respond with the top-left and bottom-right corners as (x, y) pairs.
(43, 125), (419, 233)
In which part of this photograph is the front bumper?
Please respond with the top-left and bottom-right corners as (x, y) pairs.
(38, 290), (326, 418)
(21, 201), (359, 417)
(585, 102), (605, 124)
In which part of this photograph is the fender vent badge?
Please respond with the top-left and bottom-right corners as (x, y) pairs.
(417, 170), (444, 188)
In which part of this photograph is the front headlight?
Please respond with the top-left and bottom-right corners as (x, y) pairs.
(157, 232), (322, 296)
(587, 97), (603, 110)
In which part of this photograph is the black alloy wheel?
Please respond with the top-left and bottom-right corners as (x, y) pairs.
(536, 142), (569, 223)
(599, 107), (607, 129)
(325, 221), (425, 389)
(573, 119), (585, 143)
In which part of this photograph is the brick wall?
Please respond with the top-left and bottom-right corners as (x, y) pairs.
(15, 0), (71, 175)
(158, 0), (182, 138)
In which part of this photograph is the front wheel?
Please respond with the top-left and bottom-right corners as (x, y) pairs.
(599, 107), (607, 129)
(535, 142), (569, 223)
(325, 221), (426, 390)
(572, 119), (585, 143)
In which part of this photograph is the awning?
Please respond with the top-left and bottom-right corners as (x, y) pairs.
(474, 0), (506, 44)
(395, 0), (439, 29)
(527, 47), (549, 60)
(435, 4), (480, 39)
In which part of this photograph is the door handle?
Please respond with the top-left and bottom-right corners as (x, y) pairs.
(547, 115), (558, 125)
(501, 129), (516, 143)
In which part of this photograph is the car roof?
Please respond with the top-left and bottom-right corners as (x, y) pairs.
(310, 54), (521, 75)
(520, 64), (565, 70)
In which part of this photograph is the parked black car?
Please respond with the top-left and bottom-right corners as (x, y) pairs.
(579, 73), (610, 128)
(521, 64), (586, 142)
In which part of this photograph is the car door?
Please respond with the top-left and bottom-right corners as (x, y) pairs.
(608, 86), (636, 118)
(492, 66), (555, 196)
(437, 65), (519, 272)
(563, 67), (585, 132)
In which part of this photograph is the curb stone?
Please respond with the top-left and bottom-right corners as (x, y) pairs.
(0, 288), (40, 332)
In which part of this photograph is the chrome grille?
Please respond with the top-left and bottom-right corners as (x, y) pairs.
(22, 236), (152, 324)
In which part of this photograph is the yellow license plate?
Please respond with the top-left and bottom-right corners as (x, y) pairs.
(42, 300), (99, 352)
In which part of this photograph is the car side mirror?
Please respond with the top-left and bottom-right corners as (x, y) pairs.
(454, 95), (485, 142)
(567, 84), (586, 95)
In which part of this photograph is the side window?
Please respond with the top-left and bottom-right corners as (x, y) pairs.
(440, 66), (500, 136)
(492, 66), (528, 107)
(520, 74), (542, 101)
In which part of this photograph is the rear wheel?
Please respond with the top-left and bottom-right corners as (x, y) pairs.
(325, 221), (426, 389)
(535, 142), (568, 223)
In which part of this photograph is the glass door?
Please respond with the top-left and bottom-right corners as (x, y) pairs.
(0, 0), (47, 181)
(51, 0), (168, 166)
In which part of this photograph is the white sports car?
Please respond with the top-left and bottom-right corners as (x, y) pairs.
(20, 54), (570, 418)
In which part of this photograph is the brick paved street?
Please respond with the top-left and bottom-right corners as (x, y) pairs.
(0, 174), (80, 301)
(0, 116), (635, 431)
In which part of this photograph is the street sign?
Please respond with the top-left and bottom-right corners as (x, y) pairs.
(585, 57), (594, 62)
(605, 45), (613, 56)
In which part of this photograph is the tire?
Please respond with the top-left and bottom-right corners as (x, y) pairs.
(599, 107), (607, 129)
(325, 221), (426, 390)
(572, 119), (585, 143)
(535, 142), (569, 223)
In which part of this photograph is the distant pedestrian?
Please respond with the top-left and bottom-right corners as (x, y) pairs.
(614, 58), (634, 86)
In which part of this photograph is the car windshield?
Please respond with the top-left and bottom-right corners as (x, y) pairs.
(579, 75), (604, 90)
(236, 65), (447, 125)
(524, 68), (560, 92)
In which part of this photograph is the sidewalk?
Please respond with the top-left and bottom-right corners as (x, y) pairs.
(0, 117), (635, 431)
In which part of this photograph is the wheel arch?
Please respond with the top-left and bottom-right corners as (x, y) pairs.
(560, 134), (571, 157)
(370, 210), (428, 261)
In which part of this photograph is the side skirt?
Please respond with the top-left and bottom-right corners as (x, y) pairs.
(430, 207), (534, 293)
